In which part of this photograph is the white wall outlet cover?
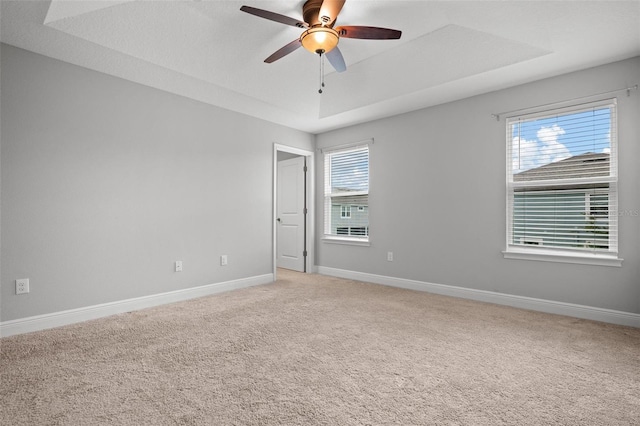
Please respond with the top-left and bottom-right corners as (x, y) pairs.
(16, 278), (30, 294)
(175, 261), (183, 272)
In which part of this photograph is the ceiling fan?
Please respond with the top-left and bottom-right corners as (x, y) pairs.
(240, 0), (402, 74)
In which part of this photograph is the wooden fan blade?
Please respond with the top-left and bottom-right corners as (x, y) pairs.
(318, 0), (345, 27)
(240, 5), (308, 28)
(264, 39), (302, 63)
(326, 47), (346, 73)
(335, 26), (402, 40)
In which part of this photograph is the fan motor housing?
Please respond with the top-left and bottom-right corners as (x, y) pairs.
(302, 0), (326, 26)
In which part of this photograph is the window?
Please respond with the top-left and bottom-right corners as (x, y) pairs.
(324, 144), (369, 242)
(336, 226), (369, 236)
(505, 99), (620, 266)
(340, 205), (352, 219)
(349, 226), (368, 236)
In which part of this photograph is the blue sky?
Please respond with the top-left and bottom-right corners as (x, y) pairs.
(511, 107), (611, 173)
(330, 149), (369, 192)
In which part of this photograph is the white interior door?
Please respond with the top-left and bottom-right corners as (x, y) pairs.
(277, 156), (306, 272)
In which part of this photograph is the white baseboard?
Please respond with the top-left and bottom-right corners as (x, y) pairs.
(1, 273), (274, 338)
(317, 266), (640, 328)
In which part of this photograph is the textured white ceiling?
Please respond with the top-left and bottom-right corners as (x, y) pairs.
(2, 0), (639, 133)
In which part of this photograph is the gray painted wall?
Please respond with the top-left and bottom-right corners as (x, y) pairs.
(1, 44), (314, 322)
(2, 43), (637, 323)
(316, 57), (640, 314)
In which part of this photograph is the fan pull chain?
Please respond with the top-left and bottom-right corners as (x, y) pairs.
(318, 52), (325, 94)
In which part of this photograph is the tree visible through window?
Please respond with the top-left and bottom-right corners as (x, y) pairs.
(324, 145), (369, 240)
(506, 99), (618, 258)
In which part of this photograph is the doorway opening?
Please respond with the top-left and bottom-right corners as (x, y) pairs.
(273, 144), (315, 280)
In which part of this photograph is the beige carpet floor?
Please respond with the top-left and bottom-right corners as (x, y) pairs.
(1, 269), (639, 425)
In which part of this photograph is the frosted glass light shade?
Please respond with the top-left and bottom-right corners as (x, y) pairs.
(300, 27), (339, 54)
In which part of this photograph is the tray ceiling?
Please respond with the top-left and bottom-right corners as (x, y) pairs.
(2, 1), (639, 133)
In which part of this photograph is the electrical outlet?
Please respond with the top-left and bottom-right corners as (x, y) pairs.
(16, 278), (30, 294)
(387, 251), (394, 262)
(175, 261), (183, 272)
(220, 255), (228, 266)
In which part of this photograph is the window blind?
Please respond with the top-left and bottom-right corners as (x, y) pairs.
(324, 145), (369, 239)
(506, 99), (618, 254)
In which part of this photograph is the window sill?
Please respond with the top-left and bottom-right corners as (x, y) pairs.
(503, 247), (623, 267)
(322, 236), (370, 247)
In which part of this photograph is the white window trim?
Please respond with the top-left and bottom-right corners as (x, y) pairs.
(503, 247), (622, 267)
(323, 141), (371, 244)
(503, 98), (622, 267)
(322, 235), (371, 246)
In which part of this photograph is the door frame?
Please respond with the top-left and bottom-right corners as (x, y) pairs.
(273, 144), (315, 279)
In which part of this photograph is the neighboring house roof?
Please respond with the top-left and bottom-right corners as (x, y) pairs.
(331, 195), (368, 206)
(334, 187), (366, 193)
(514, 152), (610, 182)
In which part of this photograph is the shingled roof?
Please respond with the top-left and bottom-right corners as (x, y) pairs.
(514, 152), (610, 182)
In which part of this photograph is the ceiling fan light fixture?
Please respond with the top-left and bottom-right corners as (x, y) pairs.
(300, 27), (339, 54)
